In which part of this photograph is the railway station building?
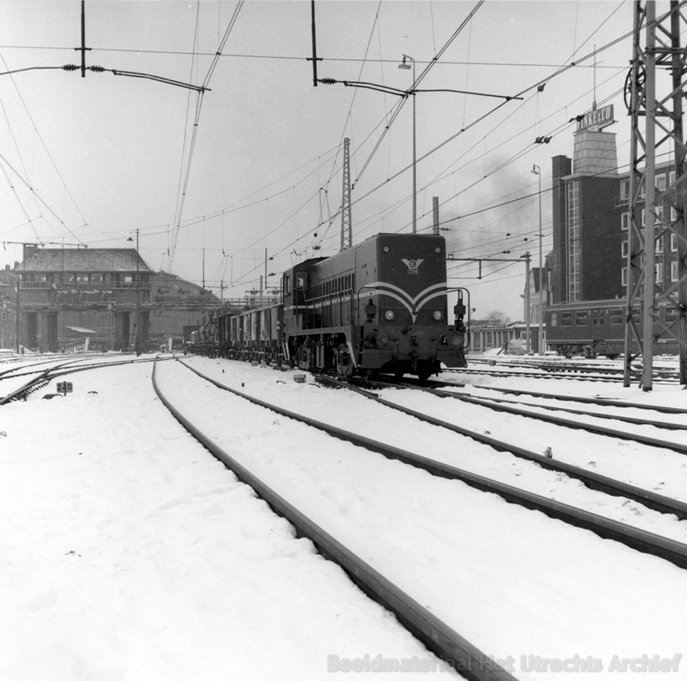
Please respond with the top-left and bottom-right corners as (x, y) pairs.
(9, 245), (221, 352)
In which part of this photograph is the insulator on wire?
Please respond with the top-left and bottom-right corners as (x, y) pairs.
(62, 64), (79, 71)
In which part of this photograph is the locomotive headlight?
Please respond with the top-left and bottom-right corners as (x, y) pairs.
(432, 310), (444, 321)
(384, 310), (395, 321)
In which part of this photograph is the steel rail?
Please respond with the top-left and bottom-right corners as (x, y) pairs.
(451, 367), (677, 385)
(320, 376), (687, 521)
(452, 392), (687, 431)
(177, 359), (687, 570)
(429, 380), (687, 416)
(428, 388), (687, 455)
(0, 368), (52, 404)
(153, 360), (514, 681)
(0, 356), (166, 404)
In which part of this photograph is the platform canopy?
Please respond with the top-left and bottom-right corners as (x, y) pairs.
(65, 326), (97, 335)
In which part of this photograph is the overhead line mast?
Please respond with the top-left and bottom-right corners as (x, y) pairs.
(340, 138), (352, 251)
(623, 0), (687, 389)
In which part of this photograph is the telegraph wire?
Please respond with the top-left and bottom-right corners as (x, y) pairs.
(168, 0), (245, 268)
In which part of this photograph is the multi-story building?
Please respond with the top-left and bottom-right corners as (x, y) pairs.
(550, 104), (624, 305)
(16, 246), (153, 351)
(547, 103), (682, 355)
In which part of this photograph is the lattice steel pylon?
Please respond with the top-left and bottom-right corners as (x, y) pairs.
(624, 0), (687, 389)
(340, 137), (352, 251)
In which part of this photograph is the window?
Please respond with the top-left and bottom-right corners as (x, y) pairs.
(91, 273), (103, 283)
(655, 205), (664, 223)
(621, 266), (628, 286)
(621, 241), (629, 258)
(621, 212), (630, 231)
(666, 306), (679, 322)
(655, 238), (664, 254)
(64, 273), (75, 283)
(575, 311), (588, 325)
(550, 312), (558, 327)
(656, 174), (667, 191)
(620, 179), (630, 201)
(671, 233), (678, 252)
(655, 263), (663, 284)
(670, 170), (676, 186)
(561, 312), (572, 326)
(641, 208), (646, 226)
(671, 206), (678, 222)
(609, 310), (624, 325)
(671, 260), (679, 282)
(122, 274), (133, 285)
(76, 273), (89, 283)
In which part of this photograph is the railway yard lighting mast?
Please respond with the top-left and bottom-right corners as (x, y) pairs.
(398, 55), (417, 234)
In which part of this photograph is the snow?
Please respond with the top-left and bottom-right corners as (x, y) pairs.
(2, 353), (687, 680)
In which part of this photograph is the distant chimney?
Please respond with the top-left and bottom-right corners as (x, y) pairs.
(23, 244), (38, 261)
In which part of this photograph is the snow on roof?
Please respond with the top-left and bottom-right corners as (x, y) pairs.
(64, 326), (97, 335)
(18, 248), (153, 273)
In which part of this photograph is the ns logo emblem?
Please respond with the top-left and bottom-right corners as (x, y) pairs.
(401, 258), (424, 275)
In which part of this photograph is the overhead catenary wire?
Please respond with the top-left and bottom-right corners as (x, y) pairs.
(168, 0), (245, 268)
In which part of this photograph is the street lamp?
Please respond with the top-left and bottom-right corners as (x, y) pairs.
(531, 164), (544, 355)
(127, 229), (141, 355)
(398, 54), (417, 234)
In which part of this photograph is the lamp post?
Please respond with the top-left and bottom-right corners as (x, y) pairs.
(128, 229), (141, 355)
(398, 54), (417, 233)
(531, 164), (544, 355)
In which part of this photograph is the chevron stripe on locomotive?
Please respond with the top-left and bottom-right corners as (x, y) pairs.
(196, 233), (468, 381)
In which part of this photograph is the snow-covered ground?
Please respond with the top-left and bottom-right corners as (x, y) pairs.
(1, 353), (686, 680)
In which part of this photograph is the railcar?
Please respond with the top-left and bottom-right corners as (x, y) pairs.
(546, 298), (680, 358)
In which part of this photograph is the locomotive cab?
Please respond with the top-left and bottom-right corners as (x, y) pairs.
(354, 233), (467, 379)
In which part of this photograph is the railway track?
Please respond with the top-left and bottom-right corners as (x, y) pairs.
(174, 358), (687, 569)
(453, 360), (680, 384)
(153, 358), (513, 681)
(429, 379), (687, 416)
(466, 355), (680, 380)
(0, 355), (164, 404)
(321, 376), (687, 520)
(377, 378), (687, 455)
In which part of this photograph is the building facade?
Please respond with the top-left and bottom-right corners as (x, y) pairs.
(551, 105), (625, 305)
(16, 246), (154, 351)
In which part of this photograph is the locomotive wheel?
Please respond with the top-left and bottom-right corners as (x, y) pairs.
(416, 366), (432, 383)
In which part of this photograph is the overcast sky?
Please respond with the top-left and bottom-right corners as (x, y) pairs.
(0, 0), (636, 319)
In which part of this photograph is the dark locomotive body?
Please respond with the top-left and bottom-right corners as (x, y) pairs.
(191, 233), (468, 380)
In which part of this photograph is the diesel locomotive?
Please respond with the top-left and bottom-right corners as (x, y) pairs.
(191, 232), (469, 380)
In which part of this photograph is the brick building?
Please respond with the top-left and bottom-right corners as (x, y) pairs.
(550, 104), (624, 305)
(551, 103), (682, 306)
(16, 246), (154, 351)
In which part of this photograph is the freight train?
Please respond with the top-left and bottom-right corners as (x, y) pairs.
(545, 298), (681, 358)
(190, 232), (469, 380)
